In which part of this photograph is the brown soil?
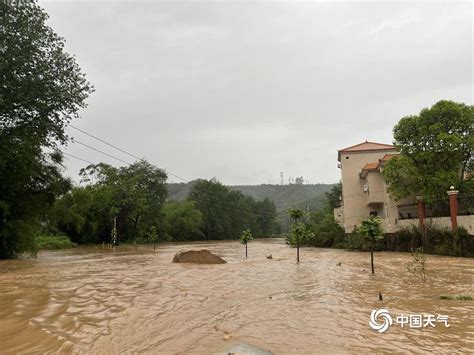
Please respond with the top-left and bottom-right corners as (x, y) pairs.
(172, 250), (227, 264)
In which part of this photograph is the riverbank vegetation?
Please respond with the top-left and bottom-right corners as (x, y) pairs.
(285, 184), (345, 248)
(35, 235), (77, 250)
(0, 2), (279, 259)
(0, 2), (93, 258)
(49, 175), (279, 246)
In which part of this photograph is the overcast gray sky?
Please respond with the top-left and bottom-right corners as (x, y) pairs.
(41, 0), (472, 185)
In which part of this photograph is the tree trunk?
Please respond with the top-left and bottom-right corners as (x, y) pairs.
(297, 235), (300, 263)
(134, 214), (140, 230)
(245, 243), (248, 258)
(371, 248), (375, 274)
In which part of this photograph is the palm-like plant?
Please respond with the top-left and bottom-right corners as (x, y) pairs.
(289, 208), (306, 262)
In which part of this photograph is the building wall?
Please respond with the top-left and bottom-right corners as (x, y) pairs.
(366, 171), (385, 205)
(340, 149), (397, 233)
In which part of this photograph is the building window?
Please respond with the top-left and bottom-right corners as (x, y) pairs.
(370, 211), (378, 217)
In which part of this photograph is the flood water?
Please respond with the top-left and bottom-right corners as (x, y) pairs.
(0, 239), (472, 354)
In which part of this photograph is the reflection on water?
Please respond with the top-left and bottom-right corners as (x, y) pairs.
(0, 239), (473, 353)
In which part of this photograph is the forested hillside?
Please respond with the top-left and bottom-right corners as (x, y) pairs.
(168, 182), (335, 232)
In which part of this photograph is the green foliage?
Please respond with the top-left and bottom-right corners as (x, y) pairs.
(357, 216), (384, 246)
(284, 184), (345, 248)
(383, 100), (473, 202)
(392, 225), (473, 257)
(188, 179), (278, 240)
(324, 182), (342, 210)
(35, 234), (76, 250)
(357, 216), (384, 273)
(285, 224), (314, 247)
(0, 1), (93, 258)
(162, 200), (203, 241)
(168, 181), (334, 233)
(240, 229), (253, 245)
(288, 208), (306, 223)
(146, 226), (158, 243)
(307, 213), (345, 247)
(407, 247), (427, 282)
(50, 160), (168, 244)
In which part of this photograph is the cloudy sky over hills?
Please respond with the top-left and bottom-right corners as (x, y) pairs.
(41, 0), (472, 185)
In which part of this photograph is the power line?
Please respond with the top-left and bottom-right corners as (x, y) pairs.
(72, 139), (133, 166)
(69, 124), (142, 160)
(68, 126), (189, 183)
(62, 151), (95, 165)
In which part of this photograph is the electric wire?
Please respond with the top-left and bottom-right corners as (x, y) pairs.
(72, 139), (133, 166)
(69, 125), (189, 182)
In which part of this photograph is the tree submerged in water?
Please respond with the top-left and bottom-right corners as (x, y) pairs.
(407, 247), (427, 282)
(240, 229), (253, 258)
(289, 208), (307, 262)
(148, 226), (158, 252)
(357, 216), (384, 274)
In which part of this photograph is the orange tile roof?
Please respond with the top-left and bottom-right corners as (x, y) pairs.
(360, 162), (380, 178)
(380, 153), (398, 161)
(362, 162), (379, 170)
(338, 141), (396, 161)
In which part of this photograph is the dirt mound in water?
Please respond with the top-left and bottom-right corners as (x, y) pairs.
(172, 250), (226, 264)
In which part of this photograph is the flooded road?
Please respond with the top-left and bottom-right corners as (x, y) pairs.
(0, 239), (473, 354)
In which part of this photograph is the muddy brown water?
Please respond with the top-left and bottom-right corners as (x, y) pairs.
(0, 239), (472, 354)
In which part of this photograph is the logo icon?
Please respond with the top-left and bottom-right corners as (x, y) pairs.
(369, 309), (393, 333)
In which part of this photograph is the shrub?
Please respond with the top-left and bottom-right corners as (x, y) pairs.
(392, 225), (473, 257)
(35, 234), (76, 250)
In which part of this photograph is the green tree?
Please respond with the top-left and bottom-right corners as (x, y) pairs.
(253, 198), (278, 237)
(49, 186), (96, 244)
(147, 226), (158, 251)
(324, 182), (342, 210)
(383, 100), (473, 202)
(289, 208), (306, 262)
(51, 160), (168, 245)
(163, 200), (203, 241)
(79, 161), (168, 244)
(0, 1), (93, 258)
(240, 229), (253, 258)
(188, 179), (276, 241)
(308, 213), (345, 248)
(357, 216), (384, 274)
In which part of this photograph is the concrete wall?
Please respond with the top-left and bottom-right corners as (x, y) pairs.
(396, 215), (474, 235)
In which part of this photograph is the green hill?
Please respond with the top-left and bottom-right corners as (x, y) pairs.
(167, 181), (335, 232)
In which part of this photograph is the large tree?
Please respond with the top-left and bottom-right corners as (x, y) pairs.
(75, 161), (168, 244)
(162, 200), (203, 241)
(0, 1), (93, 258)
(383, 100), (473, 202)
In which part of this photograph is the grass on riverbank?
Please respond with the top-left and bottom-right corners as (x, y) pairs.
(439, 294), (473, 301)
(35, 235), (77, 250)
